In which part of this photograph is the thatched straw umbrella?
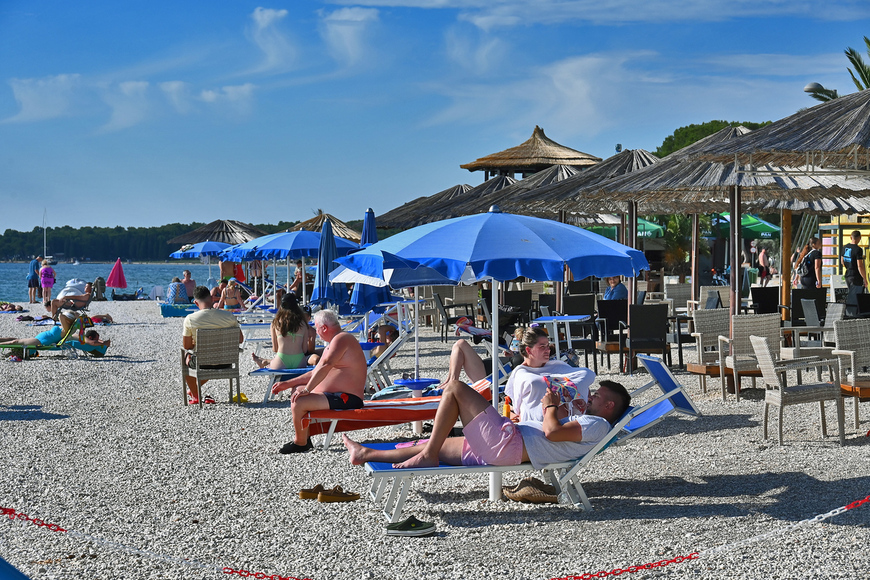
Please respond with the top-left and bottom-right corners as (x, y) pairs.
(290, 210), (361, 243)
(460, 125), (601, 179)
(377, 184), (472, 229)
(378, 177), (517, 229)
(699, 88), (870, 170)
(167, 219), (267, 246)
(582, 125), (870, 316)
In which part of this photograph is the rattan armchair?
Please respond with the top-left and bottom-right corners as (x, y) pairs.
(718, 313), (781, 402)
(690, 308), (730, 393)
(832, 318), (870, 428)
(181, 327), (242, 408)
(750, 335), (844, 446)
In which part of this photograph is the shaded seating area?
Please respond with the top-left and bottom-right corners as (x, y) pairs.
(832, 318), (870, 428)
(718, 313), (781, 402)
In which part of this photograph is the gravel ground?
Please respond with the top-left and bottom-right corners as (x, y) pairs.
(0, 300), (868, 580)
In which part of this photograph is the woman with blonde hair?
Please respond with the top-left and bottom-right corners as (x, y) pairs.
(39, 260), (56, 303)
(217, 278), (245, 310)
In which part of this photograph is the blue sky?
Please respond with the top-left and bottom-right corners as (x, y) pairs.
(2, 1), (870, 233)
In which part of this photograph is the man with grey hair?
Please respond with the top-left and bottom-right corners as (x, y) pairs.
(273, 309), (367, 453)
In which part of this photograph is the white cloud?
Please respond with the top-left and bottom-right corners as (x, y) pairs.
(248, 7), (296, 74)
(2, 74), (81, 123)
(159, 81), (192, 113)
(319, 7), (379, 67)
(444, 26), (506, 74)
(100, 81), (150, 132)
(327, 0), (870, 29)
(702, 52), (846, 77)
(200, 83), (255, 114)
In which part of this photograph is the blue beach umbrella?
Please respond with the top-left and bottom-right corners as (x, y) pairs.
(351, 209), (396, 314)
(169, 240), (232, 259)
(332, 205), (648, 500)
(334, 206), (648, 287)
(361, 207), (378, 246)
(310, 220), (346, 306)
(219, 230), (358, 262)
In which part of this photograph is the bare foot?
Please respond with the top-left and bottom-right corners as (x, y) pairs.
(342, 434), (370, 466)
(252, 353), (269, 369)
(393, 451), (439, 470)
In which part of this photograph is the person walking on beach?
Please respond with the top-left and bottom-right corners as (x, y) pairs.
(342, 379), (629, 470)
(797, 237), (823, 290)
(26, 255), (43, 303)
(272, 309), (367, 454)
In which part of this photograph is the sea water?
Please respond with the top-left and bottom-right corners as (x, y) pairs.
(0, 262), (292, 303)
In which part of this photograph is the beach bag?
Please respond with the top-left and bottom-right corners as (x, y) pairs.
(796, 256), (810, 278)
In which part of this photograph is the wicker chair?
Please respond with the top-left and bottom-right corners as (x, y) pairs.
(688, 286), (725, 312)
(718, 313), (781, 402)
(832, 318), (870, 428)
(750, 335), (844, 445)
(780, 298), (835, 360)
(180, 327), (242, 408)
(664, 283), (692, 316)
(690, 308), (730, 393)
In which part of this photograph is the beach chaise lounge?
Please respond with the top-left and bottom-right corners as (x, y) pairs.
(362, 354), (700, 522)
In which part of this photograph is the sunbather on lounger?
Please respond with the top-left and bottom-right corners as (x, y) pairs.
(252, 295), (308, 370)
(0, 327), (109, 350)
(274, 309), (367, 454)
(505, 327), (595, 423)
(47, 282), (93, 317)
(343, 379), (630, 470)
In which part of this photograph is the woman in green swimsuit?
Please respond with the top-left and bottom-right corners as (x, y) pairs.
(252, 295), (309, 370)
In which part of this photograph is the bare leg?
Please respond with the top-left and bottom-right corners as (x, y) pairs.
(291, 392), (330, 444)
(342, 380), (492, 469)
(446, 339), (487, 383)
(185, 376), (207, 400)
(252, 353), (271, 368)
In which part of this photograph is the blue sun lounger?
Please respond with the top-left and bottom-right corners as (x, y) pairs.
(362, 354), (700, 521)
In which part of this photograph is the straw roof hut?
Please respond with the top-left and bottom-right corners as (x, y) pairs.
(377, 184), (472, 229)
(460, 126), (601, 178)
(167, 219), (267, 246)
(378, 177), (519, 229)
(700, 89), (870, 169)
(289, 210), (361, 243)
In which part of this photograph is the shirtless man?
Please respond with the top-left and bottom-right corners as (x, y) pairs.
(47, 281), (93, 317)
(273, 309), (367, 454)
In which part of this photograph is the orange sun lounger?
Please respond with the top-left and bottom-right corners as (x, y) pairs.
(302, 378), (495, 450)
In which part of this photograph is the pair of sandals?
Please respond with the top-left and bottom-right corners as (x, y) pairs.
(298, 484), (359, 502)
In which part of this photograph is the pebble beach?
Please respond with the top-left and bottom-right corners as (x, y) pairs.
(1, 300), (868, 580)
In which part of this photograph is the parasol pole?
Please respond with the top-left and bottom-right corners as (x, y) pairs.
(489, 277), (502, 502)
(301, 257), (308, 305)
(414, 286), (420, 379)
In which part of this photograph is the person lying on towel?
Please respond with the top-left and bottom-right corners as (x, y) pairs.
(0, 327), (110, 353)
(343, 378), (629, 470)
(273, 308), (367, 454)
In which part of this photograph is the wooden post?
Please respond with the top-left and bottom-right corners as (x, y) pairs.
(691, 214), (700, 303)
(781, 209), (792, 322)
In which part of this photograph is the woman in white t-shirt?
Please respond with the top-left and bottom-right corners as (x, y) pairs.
(504, 327), (596, 423)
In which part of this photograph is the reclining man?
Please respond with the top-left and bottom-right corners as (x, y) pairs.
(343, 378), (629, 470)
(273, 309), (367, 454)
(47, 281), (93, 318)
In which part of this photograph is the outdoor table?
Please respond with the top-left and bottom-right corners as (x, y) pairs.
(531, 314), (592, 359)
(394, 378), (440, 435)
